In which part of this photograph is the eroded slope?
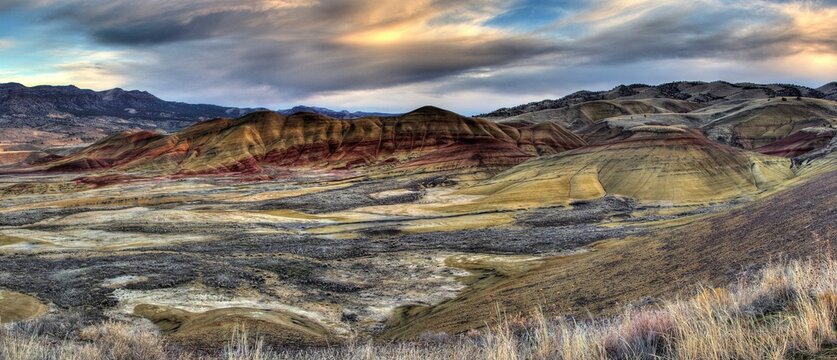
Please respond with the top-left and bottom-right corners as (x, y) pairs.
(42, 107), (585, 175)
(495, 99), (702, 130)
(456, 126), (793, 209)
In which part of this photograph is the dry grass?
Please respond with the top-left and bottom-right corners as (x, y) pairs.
(0, 320), (168, 360)
(389, 173), (836, 338)
(2, 257), (836, 359)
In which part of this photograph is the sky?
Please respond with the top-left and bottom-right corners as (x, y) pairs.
(0, 0), (835, 114)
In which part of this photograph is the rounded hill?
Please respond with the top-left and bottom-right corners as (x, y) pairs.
(456, 125), (795, 209)
(42, 108), (586, 175)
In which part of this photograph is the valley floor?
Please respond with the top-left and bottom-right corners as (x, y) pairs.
(0, 167), (834, 356)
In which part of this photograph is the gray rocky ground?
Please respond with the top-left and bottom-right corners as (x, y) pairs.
(0, 172), (729, 339)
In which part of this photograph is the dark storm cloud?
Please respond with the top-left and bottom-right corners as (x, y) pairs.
(90, 10), (265, 45)
(40, 1), (277, 45)
(133, 34), (558, 99)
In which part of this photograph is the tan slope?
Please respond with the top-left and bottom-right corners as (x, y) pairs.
(793, 134), (837, 178)
(577, 114), (706, 144)
(47, 131), (167, 171)
(0, 150), (48, 167)
(494, 99), (704, 130)
(698, 97), (837, 149)
(754, 127), (836, 157)
(0, 142), (76, 168)
(384, 168), (837, 339)
(577, 98), (837, 153)
(134, 304), (334, 346)
(0, 290), (47, 323)
(455, 126), (794, 210)
(43, 107), (585, 175)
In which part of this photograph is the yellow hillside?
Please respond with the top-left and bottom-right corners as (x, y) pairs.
(455, 126), (794, 210)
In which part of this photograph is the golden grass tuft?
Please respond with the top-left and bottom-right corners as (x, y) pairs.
(1, 321), (168, 360)
(77, 321), (168, 360)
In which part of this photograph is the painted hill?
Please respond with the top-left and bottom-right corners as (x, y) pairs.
(494, 98), (703, 130)
(42, 107), (585, 175)
(698, 98), (837, 149)
(478, 81), (831, 118)
(455, 125), (794, 209)
(573, 98), (837, 156)
(754, 127), (837, 158)
(792, 133), (837, 179)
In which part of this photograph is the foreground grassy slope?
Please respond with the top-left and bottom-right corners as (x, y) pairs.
(386, 168), (836, 338)
(3, 257), (835, 359)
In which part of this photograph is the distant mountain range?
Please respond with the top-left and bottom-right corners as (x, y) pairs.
(477, 81), (837, 118)
(0, 82), (263, 131)
(0, 83), (394, 146)
(0, 83), (267, 146)
(3, 81), (835, 149)
(277, 105), (397, 119)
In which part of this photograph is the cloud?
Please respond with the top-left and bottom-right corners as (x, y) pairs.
(0, 38), (13, 50)
(2, 49), (129, 90)
(3, 0), (836, 112)
(43, 0), (310, 45)
(24, 0), (554, 95)
(130, 35), (558, 97)
(550, 0), (837, 64)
